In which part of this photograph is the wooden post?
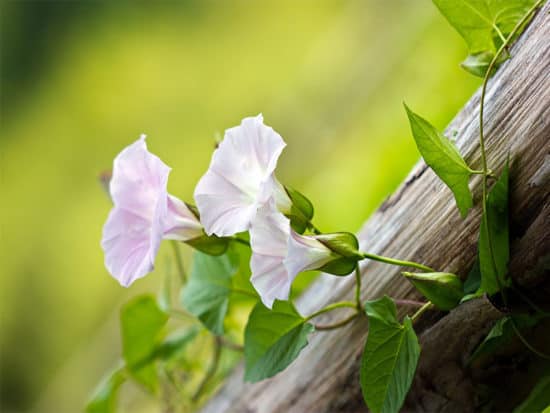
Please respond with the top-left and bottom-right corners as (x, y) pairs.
(201, 4), (550, 412)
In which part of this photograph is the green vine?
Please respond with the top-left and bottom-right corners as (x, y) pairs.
(87, 2), (548, 413)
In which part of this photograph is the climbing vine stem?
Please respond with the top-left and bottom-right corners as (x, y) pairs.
(478, 0), (544, 304)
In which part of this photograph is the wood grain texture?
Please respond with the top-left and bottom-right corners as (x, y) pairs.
(201, 4), (550, 412)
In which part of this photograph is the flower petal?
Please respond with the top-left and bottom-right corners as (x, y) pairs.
(249, 201), (293, 308)
(163, 195), (204, 241)
(101, 207), (162, 287)
(194, 115), (287, 236)
(250, 254), (291, 309)
(110, 135), (171, 220)
(194, 168), (259, 236)
(284, 231), (335, 278)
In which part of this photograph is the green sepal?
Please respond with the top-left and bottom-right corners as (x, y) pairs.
(315, 232), (361, 275)
(403, 272), (463, 311)
(318, 257), (358, 276)
(284, 186), (314, 234)
(184, 233), (229, 256)
(315, 232), (360, 257)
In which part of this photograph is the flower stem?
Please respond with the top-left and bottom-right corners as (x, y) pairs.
(304, 301), (357, 322)
(360, 252), (435, 272)
(313, 313), (359, 331)
(171, 241), (187, 284)
(511, 286), (550, 317)
(393, 299), (426, 308)
(219, 337), (244, 352)
(411, 301), (434, 323)
(169, 309), (195, 321)
(510, 318), (550, 360)
(192, 336), (222, 402)
(354, 266), (362, 311)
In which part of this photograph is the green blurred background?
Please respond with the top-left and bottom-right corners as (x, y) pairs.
(0, 1), (480, 412)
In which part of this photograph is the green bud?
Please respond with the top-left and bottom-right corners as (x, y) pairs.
(402, 272), (464, 311)
(316, 232), (361, 276)
(284, 186), (314, 234)
(315, 232), (360, 257)
(185, 233), (229, 256)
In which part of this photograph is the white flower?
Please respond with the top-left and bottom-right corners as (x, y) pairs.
(101, 135), (203, 287)
(250, 200), (335, 308)
(194, 114), (291, 237)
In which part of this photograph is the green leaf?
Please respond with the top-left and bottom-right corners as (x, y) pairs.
(460, 51), (494, 77)
(360, 296), (420, 413)
(461, 259), (483, 303)
(513, 375), (550, 413)
(227, 241), (258, 299)
(85, 366), (126, 413)
(469, 314), (539, 362)
(153, 326), (200, 362)
(181, 251), (238, 335)
(244, 300), (314, 382)
(478, 164), (510, 295)
(120, 295), (168, 393)
(432, 0), (537, 54)
(403, 272), (463, 311)
(404, 104), (473, 217)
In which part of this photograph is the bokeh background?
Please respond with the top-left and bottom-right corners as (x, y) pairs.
(1, 1), (481, 412)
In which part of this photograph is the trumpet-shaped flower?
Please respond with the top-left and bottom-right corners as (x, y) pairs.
(194, 114), (291, 237)
(250, 200), (335, 308)
(101, 135), (203, 287)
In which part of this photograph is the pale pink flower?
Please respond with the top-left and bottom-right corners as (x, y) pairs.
(194, 115), (291, 237)
(250, 201), (335, 308)
(101, 135), (203, 287)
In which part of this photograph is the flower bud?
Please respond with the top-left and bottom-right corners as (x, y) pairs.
(402, 272), (464, 311)
(315, 232), (362, 276)
(284, 186), (314, 234)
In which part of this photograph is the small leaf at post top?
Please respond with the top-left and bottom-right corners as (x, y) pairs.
(432, 0), (538, 76)
(360, 296), (420, 413)
(244, 300), (313, 382)
(404, 104), (474, 217)
(403, 272), (463, 311)
(478, 163), (510, 295)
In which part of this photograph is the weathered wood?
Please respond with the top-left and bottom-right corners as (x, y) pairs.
(201, 4), (550, 413)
